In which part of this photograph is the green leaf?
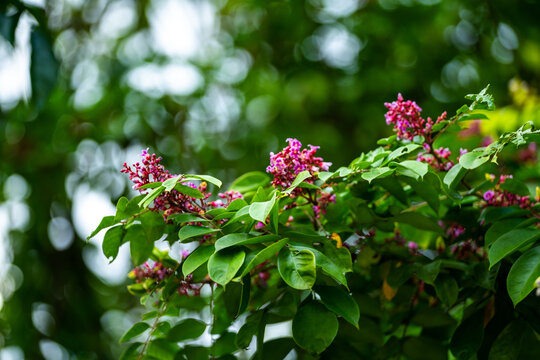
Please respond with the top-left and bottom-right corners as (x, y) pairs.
(30, 27), (59, 109)
(119, 342), (142, 360)
(318, 171), (336, 183)
(361, 167), (394, 183)
(488, 320), (527, 360)
(237, 275), (250, 317)
(485, 218), (524, 247)
(170, 213), (208, 224)
(183, 174), (222, 188)
(239, 238), (288, 278)
(394, 212), (443, 233)
(393, 160), (428, 179)
(173, 184), (204, 199)
(450, 310), (484, 360)
(235, 311), (263, 349)
(377, 176), (408, 205)
(0, 11), (21, 46)
(249, 193), (277, 223)
(162, 176), (181, 191)
(126, 224), (154, 266)
(208, 248), (245, 286)
(182, 245), (215, 277)
(416, 260), (441, 285)
(138, 182), (162, 189)
(214, 233), (250, 251)
(435, 275), (459, 307)
(377, 135), (397, 145)
(459, 150), (489, 169)
(465, 84), (495, 111)
(277, 247), (316, 290)
(443, 164), (467, 190)
(229, 172), (270, 193)
(402, 173), (440, 213)
(507, 246), (540, 306)
(120, 322), (150, 343)
(167, 318), (207, 342)
(316, 286), (360, 328)
(103, 225), (123, 262)
(87, 216), (117, 240)
(178, 225), (219, 242)
(488, 228), (540, 268)
(500, 178), (530, 196)
(146, 338), (179, 360)
(292, 301), (338, 354)
(403, 336), (448, 360)
(386, 144), (421, 163)
(138, 186), (165, 208)
(284, 170), (312, 194)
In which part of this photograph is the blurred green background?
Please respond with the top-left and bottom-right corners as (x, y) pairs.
(0, 0), (539, 358)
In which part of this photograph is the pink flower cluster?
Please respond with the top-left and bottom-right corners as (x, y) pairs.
(121, 149), (171, 189)
(131, 262), (174, 283)
(267, 138), (331, 191)
(384, 94), (446, 141)
(483, 174), (534, 208)
(416, 145), (468, 171)
(313, 191), (336, 218)
(177, 274), (204, 297)
(450, 240), (485, 260)
(208, 190), (243, 208)
(446, 223), (466, 239)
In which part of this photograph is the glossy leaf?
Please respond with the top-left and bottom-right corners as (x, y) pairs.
(459, 150), (489, 169)
(316, 285), (360, 328)
(488, 228), (540, 268)
(182, 245), (215, 277)
(126, 224), (153, 266)
(167, 318), (207, 342)
(239, 238), (288, 278)
(183, 174), (222, 188)
(119, 322), (150, 343)
(102, 225), (123, 262)
(229, 171), (270, 193)
(178, 225), (220, 242)
(507, 246), (540, 306)
(277, 247), (316, 290)
(214, 233), (250, 251)
(361, 167), (394, 183)
(284, 170), (312, 194)
(249, 193), (277, 223)
(208, 248), (245, 285)
(88, 216), (117, 240)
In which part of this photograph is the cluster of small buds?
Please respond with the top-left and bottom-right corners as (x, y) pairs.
(384, 94), (446, 140)
(312, 192), (336, 218)
(208, 190), (243, 208)
(121, 149), (171, 189)
(122, 149), (211, 215)
(518, 143), (538, 163)
(253, 261), (271, 288)
(267, 138), (331, 192)
(131, 262), (173, 283)
(177, 274), (203, 296)
(445, 223), (466, 239)
(450, 240), (485, 260)
(483, 174), (535, 209)
(407, 241), (419, 255)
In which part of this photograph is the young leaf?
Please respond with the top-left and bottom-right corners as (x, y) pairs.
(183, 174), (222, 188)
(361, 167), (394, 183)
(162, 176), (181, 191)
(284, 170), (312, 194)
(103, 225), (124, 262)
(443, 164), (467, 190)
(507, 246), (540, 306)
(277, 247), (316, 290)
(292, 301), (338, 354)
(208, 248), (246, 286)
(488, 228), (540, 268)
(88, 216), (118, 240)
(249, 193), (277, 223)
(316, 285), (360, 328)
(182, 245), (215, 277)
(459, 150), (489, 170)
(138, 186), (165, 208)
(178, 225), (219, 242)
(120, 322), (150, 343)
(167, 318), (207, 342)
(393, 160), (428, 179)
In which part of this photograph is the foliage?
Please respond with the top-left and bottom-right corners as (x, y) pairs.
(92, 87), (540, 359)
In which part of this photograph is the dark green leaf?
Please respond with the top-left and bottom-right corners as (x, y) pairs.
(249, 193), (277, 223)
(30, 27), (59, 109)
(361, 167), (394, 183)
(393, 160), (428, 179)
(239, 238), (288, 278)
(403, 336), (448, 360)
(284, 170), (312, 194)
(173, 184), (204, 199)
(146, 338), (179, 360)
(103, 225), (123, 262)
(394, 212), (443, 233)
(443, 164), (467, 190)
(214, 233), (250, 251)
(292, 301), (338, 354)
(126, 224), (153, 266)
(488, 320), (527, 360)
(507, 246), (540, 306)
(450, 310), (484, 360)
(316, 285), (360, 328)
(120, 322), (150, 343)
(235, 311), (263, 349)
(167, 318), (207, 342)
(0, 11), (21, 46)
(435, 275), (459, 307)
(87, 216), (117, 240)
(138, 186), (165, 208)
(488, 228), (540, 268)
(485, 218), (524, 247)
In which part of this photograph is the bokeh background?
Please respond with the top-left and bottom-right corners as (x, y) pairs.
(0, 0), (539, 358)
